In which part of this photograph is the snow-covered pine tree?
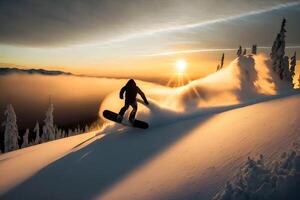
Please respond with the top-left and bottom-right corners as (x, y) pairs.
(2, 104), (19, 152)
(281, 56), (291, 81)
(216, 53), (225, 71)
(252, 44), (257, 55)
(237, 46), (242, 57)
(42, 98), (55, 142)
(270, 18), (286, 77)
(55, 128), (62, 139)
(290, 51), (296, 81)
(221, 53), (224, 69)
(34, 121), (40, 144)
(62, 130), (66, 138)
(243, 49), (247, 55)
(21, 129), (29, 148)
(85, 125), (89, 132)
(68, 129), (73, 137)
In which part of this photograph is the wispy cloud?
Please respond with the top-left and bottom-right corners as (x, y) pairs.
(142, 46), (300, 57)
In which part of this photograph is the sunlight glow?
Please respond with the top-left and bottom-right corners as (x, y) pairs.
(176, 59), (187, 74)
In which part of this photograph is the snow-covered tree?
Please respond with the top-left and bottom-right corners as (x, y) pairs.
(242, 49), (247, 55)
(85, 125), (89, 132)
(55, 128), (62, 139)
(68, 129), (73, 137)
(34, 121), (40, 144)
(221, 53), (224, 68)
(252, 44), (257, 55)
(237, 46), (242, 57)
(42, 99), (55, 142)
(62, 130), (66, 138)
(270, 18), (286, 76)
(2, 104), (19, 152)
(21, 129), (29, 148)
(216, 53), (225, 71)
(290, 51), (296, 80)
(281, 56), (291, 81)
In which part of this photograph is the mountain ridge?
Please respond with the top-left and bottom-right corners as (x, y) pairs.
(0, 67), (72, 76)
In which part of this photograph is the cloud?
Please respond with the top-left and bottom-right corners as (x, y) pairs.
(0, 0), (298, 47)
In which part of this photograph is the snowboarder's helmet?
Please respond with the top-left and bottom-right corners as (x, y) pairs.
(127, 79), (136, 87)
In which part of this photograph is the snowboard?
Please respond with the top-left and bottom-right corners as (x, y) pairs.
(103, 110), (149, 129)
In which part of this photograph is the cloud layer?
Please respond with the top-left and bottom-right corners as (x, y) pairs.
(0, 0), (298, 47)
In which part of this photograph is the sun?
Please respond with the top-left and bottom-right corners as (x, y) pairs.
(176, 59), (187, 74)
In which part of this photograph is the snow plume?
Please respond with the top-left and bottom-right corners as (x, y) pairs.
(176, 54), (293, 110)
(212, 139), (300, 200)
(98, 54), (294, 128)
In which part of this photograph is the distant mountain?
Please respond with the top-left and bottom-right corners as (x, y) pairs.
(0, 67), (72, 76)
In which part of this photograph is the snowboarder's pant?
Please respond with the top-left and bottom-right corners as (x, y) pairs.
(119, 101), (137, 121)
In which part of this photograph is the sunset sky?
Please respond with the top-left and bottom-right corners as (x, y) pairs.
(0, 0), (300, 79)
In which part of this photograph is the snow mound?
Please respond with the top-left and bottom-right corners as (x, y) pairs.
(212, 139), (300, 200)
(98, 54), (293, 128)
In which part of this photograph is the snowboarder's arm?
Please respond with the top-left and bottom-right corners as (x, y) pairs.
(119, 86), (126, 99)
(137, 87), (149, 105)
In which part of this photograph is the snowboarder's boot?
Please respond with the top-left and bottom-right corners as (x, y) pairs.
(116, 114), (123, 123)
(129, 116), (135, 124)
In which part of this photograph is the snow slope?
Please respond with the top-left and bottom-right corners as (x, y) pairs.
(0, 54), (299, 200)
(0, 131), (100, 195)
(1, 91), (300, 200)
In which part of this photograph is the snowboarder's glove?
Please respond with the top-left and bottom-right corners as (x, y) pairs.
(145, 101), (149, 105)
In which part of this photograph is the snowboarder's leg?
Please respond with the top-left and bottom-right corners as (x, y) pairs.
(118, 103), (129, 122)
(129, 101), (137, 123)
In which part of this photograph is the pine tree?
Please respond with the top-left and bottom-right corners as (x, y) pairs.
(216, 53), (225, 71)
(221, 53), (224, 68)
(237, 46), (242, 57)
(68, 129), (73, 137)
(21, 129), (29, 148)
(270, 18), (286, 76)
(2, 104), (19, 152)
(243, 49), (247, 55)
(281, 56), (291, 81)
(55, 128), (62, 139)
(252, 44), (257, 55)
(34, 121), (40, 144)
(42, 99), (55, 142)
(62, 130), (66, 138)
(85, 125), (89, 132)
(290, 51), (296, 80)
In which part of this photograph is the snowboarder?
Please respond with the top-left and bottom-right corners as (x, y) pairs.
(117, 79), (149, 123)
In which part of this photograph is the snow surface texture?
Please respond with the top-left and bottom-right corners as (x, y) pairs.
(0, 54), (299, 200)
(212, 140), (300, 200)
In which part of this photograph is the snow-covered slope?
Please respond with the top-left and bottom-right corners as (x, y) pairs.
(1, 54), (299, 200)
(1, 91), (299, 200)
(0, 131), (100, 195)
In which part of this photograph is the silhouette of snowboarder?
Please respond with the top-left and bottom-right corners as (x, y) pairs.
(117, 79), (149, 123)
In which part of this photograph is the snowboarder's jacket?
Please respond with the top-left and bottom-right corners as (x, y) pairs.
(119, 79), (149, 105)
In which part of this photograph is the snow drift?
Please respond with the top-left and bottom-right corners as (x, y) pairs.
(99, 54), (293, 128)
